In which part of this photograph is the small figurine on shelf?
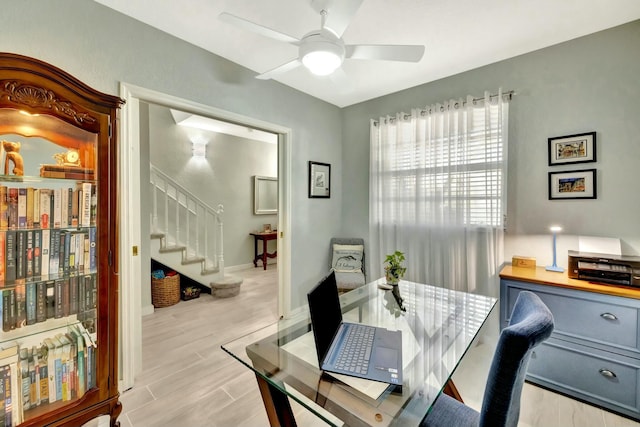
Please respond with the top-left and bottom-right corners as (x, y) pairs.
(2, 140), (24, 176)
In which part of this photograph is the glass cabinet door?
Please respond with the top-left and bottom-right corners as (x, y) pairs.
(0, 108), (100, 424)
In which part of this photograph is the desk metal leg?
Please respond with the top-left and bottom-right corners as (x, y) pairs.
(255, 374), (297, 427)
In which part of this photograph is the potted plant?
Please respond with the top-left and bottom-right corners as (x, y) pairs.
(384, 250), (406, 286)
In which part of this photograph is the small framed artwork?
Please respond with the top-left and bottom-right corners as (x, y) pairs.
(548, 169), (597, 200)
(308, 161), (331, 198)
(548, 131), (596, 166)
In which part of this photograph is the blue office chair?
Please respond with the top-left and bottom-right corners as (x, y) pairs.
(421, 290), (554, 427)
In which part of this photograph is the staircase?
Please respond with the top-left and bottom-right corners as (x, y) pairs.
(150, 165), (225, 288)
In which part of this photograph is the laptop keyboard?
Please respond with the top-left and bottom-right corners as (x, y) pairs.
(334, 324), (375, 374)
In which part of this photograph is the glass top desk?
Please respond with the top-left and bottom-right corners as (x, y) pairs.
(222, 278), (497, 427)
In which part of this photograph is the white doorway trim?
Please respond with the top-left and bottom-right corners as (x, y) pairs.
(118, 83), (292, 391)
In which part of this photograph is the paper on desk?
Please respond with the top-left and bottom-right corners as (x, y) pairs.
(578, 236), (621, 256)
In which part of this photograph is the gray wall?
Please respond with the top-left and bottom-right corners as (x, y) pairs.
(342, 21), (640, 277)
(147, 103), (278, 267)
(0, 0), (343, 309)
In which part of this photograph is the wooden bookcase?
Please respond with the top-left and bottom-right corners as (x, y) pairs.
(0, 53), (123, 426)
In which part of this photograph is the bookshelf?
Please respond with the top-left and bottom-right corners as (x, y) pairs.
(0, 53), (123, 426)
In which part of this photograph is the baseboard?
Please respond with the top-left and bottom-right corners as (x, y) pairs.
(141, 304), (155, 317)
(224, 262), (277, 273)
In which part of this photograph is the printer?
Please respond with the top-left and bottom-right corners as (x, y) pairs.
(568, 250), (640, 287)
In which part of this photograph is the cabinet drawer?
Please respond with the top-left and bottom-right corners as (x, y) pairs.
(527, 339), (640, 416)
(502, 280), (640, 353)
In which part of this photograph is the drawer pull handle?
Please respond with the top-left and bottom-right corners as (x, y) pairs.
(600, 312), (618, 321)
(599, 368), (617, 378)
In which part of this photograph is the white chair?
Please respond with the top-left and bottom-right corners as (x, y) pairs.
(330, 237), (366, 292)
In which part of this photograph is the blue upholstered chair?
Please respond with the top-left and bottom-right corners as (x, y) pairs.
(421, 290), (554, 427)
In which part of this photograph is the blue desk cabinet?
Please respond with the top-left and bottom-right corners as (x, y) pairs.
(500, 265), (640, 420)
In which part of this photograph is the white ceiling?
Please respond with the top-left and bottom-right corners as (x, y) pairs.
(94, 0), (640, 108)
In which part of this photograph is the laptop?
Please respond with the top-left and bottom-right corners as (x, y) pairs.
(307, 271), (403, 386)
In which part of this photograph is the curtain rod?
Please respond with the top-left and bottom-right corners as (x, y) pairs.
(373, 90), (515, 125)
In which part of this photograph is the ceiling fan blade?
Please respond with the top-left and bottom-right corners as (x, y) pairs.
(315, 0), (364, 37)
(219, 12), (300, 44)
(345, 44), (425, 62)
(256, 59), (302, 80)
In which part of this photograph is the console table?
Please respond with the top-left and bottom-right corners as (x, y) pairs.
(250, 231), (277, 270)
(500, 265), (640, 420)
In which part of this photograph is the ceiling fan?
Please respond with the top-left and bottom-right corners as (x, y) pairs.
(219, 0), (425, 79)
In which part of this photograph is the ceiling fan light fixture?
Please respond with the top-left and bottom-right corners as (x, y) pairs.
(300, 33), (345, 76)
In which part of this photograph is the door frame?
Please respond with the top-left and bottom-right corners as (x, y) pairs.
(118, 83), (292, 391)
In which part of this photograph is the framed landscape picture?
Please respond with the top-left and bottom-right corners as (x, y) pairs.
(548, 169), (597, 200)
(548, 132), (596, 166)
(308, 161), (331, 198)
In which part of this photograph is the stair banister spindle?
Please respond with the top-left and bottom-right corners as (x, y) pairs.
(217, 204), (225, 280)
(175, 185), (180, 245)
(185, 195), (191, 257)
(151, 178), (158, 232)
(163, 179), (169, 242)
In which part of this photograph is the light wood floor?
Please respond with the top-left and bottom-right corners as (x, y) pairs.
(118, 267), (640, 427)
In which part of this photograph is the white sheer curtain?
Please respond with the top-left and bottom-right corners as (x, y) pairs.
(369, 90), (509, 296)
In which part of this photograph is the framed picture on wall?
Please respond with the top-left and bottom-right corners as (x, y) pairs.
(308, 161), (331, 198)
(548, 169), (597, 200)
(548, 131), (596, 166)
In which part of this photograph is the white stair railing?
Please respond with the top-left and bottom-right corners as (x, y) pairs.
(150, 164), (224, 278)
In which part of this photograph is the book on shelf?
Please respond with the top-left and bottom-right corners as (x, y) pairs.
(60, 188), (69, 229)
(54, 279), (64, 319)
(39, 164), (95, 180)
(81, 183), (92, 228)
(49, 229), (60, 278)
(7, 188), (17, 230)
(1, 351), (21, 426)
(4, 231), (15, 284)
(39, 189), (51, 229)
(56, 334), (71, 401)
(71, 188), (79, 227)
(19, 347), (31, 411)
(68, 327), (85, 398)
(45, 280), (55, 320)
(43, 338), (57, 404)
(61, 231), (70, 275)
(25, 281), (36, 326)
(35, 281), (46, 323)
(0, 231), (5, 285)
(33, 189), (40, 229)
(14, 282), (26, 329)
(33, 229), (42, 280)
(26, 187), (34, 229)
(38, 345), (49, 405)
(31, 346), (41, 407)
(52, 188), (61, 229)
(52, 337), (63, 402)
(25, 229), (33, 281)
(15, 231), (25, 280)
(69, 275), (78, 315)
(0, 185), (7, 230)
(88, 227), (96, 271)
(17, 188), (26, 229)
(41, 229), (50, 278)
(2, 289), (15, 332)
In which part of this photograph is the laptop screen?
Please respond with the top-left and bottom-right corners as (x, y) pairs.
(307, 271), (343, 364)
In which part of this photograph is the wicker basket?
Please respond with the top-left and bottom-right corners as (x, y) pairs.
(152, 274), (180, 308)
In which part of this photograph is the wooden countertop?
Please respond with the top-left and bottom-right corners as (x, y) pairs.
(500, 265), (640, 300)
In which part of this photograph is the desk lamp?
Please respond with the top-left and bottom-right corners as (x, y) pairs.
(546, 225), (564, 272)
